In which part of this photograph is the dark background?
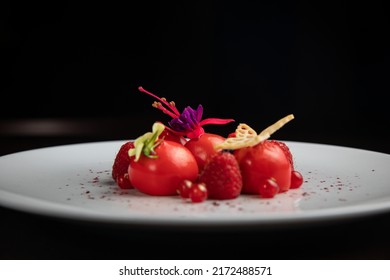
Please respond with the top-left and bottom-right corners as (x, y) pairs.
(2, 0), (389, 153)
(1, 0), (390, 260)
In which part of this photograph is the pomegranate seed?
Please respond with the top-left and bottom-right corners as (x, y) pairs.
(259, 178), (279, 198)
(290, 170), (304, 189)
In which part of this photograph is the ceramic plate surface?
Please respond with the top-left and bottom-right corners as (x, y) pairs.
(0, 141), (389, 227)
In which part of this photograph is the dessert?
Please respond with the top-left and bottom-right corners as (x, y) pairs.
(111, 87), (303, 202)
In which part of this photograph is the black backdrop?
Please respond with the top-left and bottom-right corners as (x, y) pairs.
(2, 1), (389, 152)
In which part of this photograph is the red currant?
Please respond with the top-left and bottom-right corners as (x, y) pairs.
(177, 179), (193, 198)
(290, 170), (304, 189)
(189, 183), (208, 203)
(258, 178), (279, 198)
(116, 173), (133, 189)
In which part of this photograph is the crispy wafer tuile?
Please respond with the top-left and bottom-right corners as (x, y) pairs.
(215, 114), (294, 150)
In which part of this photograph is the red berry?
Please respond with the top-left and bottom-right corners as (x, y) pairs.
(199, 151), (242, 200)
(234, 140), (292, 193)
(184, 132), (226, 173)
(290, 170), (304, 189)
(116, 173), (133, 189)
(112, 141), (135, 182)
(258, 178), (279, 198)
(268, 140), (294, 169)
(189, 183), (208, 203)
(177, 179), (193, 198)
(177, 180), (208, 203)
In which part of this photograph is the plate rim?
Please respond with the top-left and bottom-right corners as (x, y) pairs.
(1, 140), (390, 227)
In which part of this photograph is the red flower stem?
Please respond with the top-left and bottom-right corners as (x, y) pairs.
(138, 86), (181, 117)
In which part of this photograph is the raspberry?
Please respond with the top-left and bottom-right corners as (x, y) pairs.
(112, 141), (134, 187)
(198, 151), (242, 200)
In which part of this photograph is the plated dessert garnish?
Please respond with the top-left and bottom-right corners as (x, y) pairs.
(112, 87), (303, 203)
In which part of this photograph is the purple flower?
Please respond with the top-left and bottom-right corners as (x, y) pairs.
(169, 105), (203, 132)
(138, 86), (234, 139)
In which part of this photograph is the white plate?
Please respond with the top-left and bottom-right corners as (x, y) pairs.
(0, 140), (389, 227)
